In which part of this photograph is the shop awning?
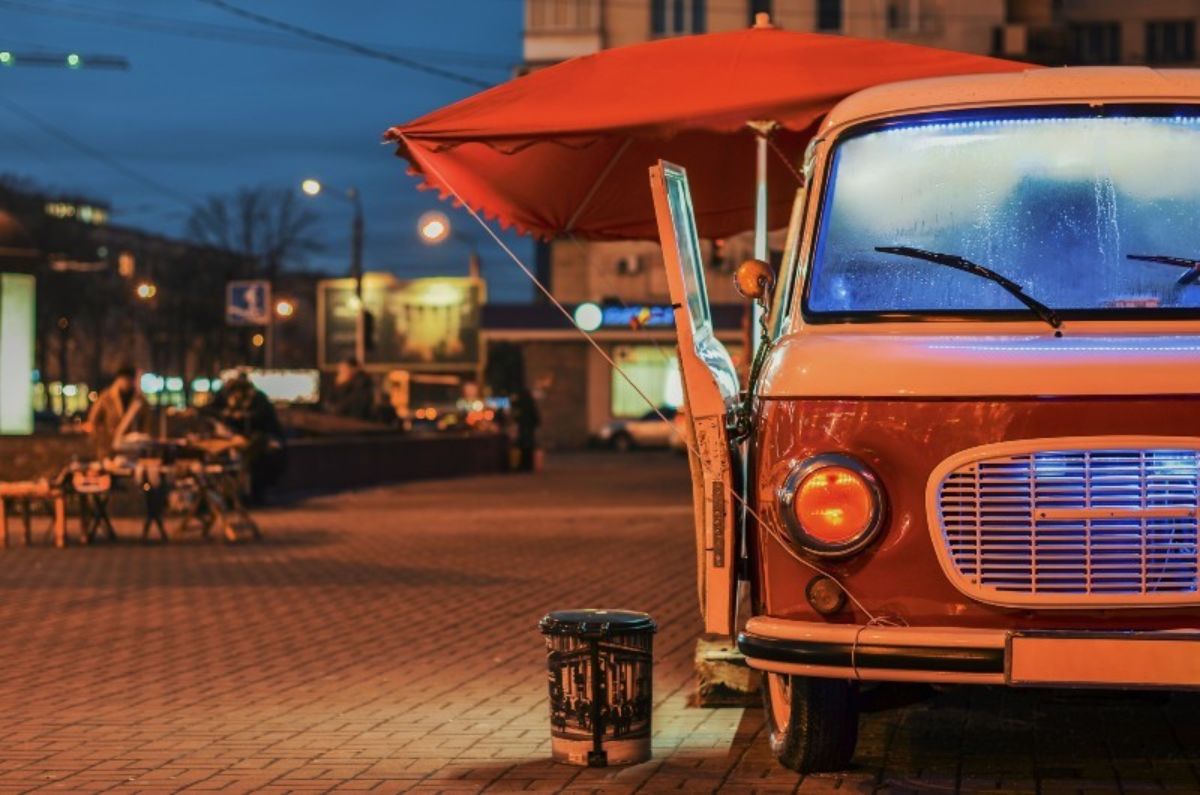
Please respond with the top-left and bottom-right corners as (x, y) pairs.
(385, 24), (1030, 241)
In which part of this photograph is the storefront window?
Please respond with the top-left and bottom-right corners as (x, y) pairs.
(611, 346), (682, 418)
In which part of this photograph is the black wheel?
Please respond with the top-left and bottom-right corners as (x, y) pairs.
(762, 672), (859, 773)
(612, 432), (634, 452)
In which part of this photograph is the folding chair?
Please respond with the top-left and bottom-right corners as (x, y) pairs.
(72, 471), (117, 544)
(136, 460), (169, 543)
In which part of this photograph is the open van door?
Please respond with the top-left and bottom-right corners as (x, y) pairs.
(650, 161), (741, 636)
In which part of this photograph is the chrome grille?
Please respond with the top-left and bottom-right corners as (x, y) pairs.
(936, 447), (1200, 603)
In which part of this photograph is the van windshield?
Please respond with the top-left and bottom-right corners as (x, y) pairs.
(805, 107), (1200, 321)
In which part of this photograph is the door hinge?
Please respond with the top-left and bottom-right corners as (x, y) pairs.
(727, 405), (751, 442)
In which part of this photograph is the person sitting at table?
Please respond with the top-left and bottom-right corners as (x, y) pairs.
(84, 364), (147, 458)
(203, 372), (286, 504)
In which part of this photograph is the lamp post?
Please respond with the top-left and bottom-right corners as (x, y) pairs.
(302, 178), (366, 364)
(268, 298), (295, 367)
(133, 279), (158, 405)
(418, 211), (481, 280)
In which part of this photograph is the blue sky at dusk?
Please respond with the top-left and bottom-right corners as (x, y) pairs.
(0, 0), (534, 300)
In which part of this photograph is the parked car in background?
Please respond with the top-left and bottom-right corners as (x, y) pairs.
(595, 406), (677, 451)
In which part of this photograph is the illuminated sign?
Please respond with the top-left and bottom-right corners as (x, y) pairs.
(573, 302), (603, 332)
(220, 368), (321, 404)
(0, 274), (35, 435)
(139, 373), (165, 394)
(43, 201), (108, 225)
(574, 303), (675, 330)
(318, 274), (483, 370)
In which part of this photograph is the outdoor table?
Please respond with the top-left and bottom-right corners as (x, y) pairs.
(71, 458), (167, 544)
(59, 437), (262, 546)
(0, 480), (67, 549)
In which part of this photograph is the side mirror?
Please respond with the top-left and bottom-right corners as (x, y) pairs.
(733, 258), (775, 304)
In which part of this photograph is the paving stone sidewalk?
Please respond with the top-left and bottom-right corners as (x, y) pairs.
(0, 452), (1196, 794)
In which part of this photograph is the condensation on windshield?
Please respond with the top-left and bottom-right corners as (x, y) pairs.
(807, 113), (1200, 316)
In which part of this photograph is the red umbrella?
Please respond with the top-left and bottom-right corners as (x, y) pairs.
(385, 20), (1030, 242)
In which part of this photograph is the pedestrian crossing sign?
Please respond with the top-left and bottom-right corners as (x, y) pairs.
(226, 280), (271, 326)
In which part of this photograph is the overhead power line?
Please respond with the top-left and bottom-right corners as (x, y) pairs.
(0, 95), (195, 208)
(196, 0), (495, 89)
(0, 0), (514, 71)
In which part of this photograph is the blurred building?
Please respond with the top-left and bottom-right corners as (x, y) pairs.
(524, 0), (1200, 66)
(482, 301), (745, 449)
(1007, 1), (1199, 65)
(523, 0), (1008, 67)
(0, 181), (288, 414)
(481, 238), (749, 450)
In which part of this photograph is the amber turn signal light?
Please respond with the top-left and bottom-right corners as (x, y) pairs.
(778, 454), (886, 557)
(805, 575), (848, 616)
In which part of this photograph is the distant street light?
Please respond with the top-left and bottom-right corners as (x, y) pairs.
(0, 51), (127, 69)
(301, 177), (365, 362)
(251, 333), (265, 348)
(135, 281), (157, 300)
(275, 299), (295, 318)
(417, 211), (481, 280)
(418, 211), (450, 244)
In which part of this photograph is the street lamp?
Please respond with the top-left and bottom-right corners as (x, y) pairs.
(418, 211), (451, 245)
(301, 177), (366, 363)
(275, 299), (295, 319)
(135, 280), (157, 300)
(417, 211), (481, 280)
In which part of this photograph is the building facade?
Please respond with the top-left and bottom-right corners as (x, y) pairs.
(1010, 1), (1200, 66)
(524, 0), (1009, 65)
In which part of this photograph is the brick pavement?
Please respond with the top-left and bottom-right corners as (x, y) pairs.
(0, 452), (1197, 793)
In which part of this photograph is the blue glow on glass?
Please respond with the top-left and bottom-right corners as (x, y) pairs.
(807, 105), (1200, 321)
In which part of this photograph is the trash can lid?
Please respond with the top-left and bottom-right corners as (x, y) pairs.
(539, 609), (656, 638)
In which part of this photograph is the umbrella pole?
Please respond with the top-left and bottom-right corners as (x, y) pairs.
(754, 130), (768, 264)
(753, 129), (768, 352)
(747, 121), (776, 355)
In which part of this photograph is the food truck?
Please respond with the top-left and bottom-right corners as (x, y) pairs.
(651, 67), (1200, 772)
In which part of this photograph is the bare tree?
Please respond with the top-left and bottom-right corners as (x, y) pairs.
(185, 185), (322, 280)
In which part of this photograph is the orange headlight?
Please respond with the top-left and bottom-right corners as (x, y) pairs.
(779, 454), (885, 557)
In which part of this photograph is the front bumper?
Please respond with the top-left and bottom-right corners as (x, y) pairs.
(739, 616), (1200, 689)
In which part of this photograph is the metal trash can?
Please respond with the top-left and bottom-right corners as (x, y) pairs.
(539, 609), (656, 767)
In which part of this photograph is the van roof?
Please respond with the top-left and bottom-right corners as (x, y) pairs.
(821, 67), (1200, 133)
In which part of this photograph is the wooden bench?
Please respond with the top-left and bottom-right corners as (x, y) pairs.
(0, 481), (67, 549)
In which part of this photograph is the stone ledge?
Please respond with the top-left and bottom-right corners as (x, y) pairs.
(694, 635), (760, 707)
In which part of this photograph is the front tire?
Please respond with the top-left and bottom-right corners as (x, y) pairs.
(762, 673), (859, 773)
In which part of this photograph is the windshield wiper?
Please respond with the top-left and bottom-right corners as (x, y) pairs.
(874, 246), (1062, 330)
(1126, 254), (1200, 286)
